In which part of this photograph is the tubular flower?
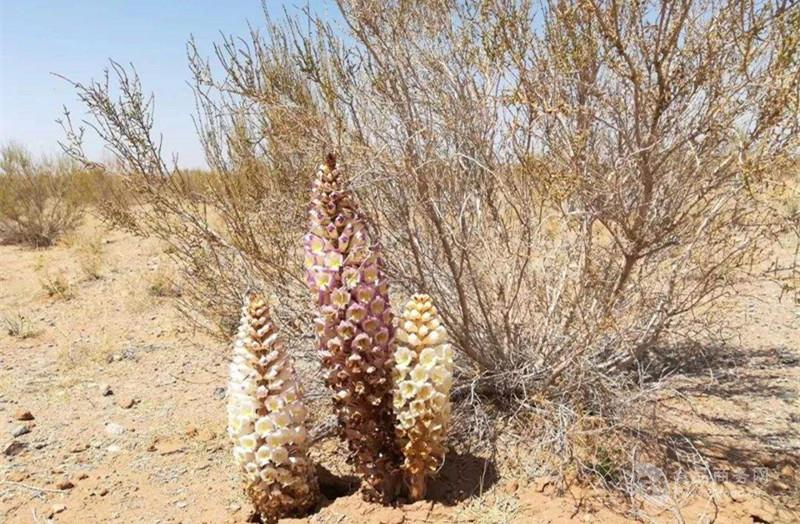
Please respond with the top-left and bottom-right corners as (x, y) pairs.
(303, 154), (402, 502)
(227, 294), (318, 523)
(392, 294), (454, 501)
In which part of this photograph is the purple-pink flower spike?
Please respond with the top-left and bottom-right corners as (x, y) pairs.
(303, 154), (402, 502)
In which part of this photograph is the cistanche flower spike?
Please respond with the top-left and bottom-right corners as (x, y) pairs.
(393, 294), (454, 501)
(227, 293), (318, 523)
(303, 154), (402, 502)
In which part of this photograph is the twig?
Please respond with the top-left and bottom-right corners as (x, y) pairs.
(167, 373), (218, 385)
(2, 480), (64, 494)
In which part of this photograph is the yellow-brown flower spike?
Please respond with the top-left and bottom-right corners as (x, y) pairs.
(227, 294), (318, 523)
(393, 294), (454, 501)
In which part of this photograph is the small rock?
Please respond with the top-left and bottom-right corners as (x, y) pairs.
(50, 504), (67, 516)
(101, 384), (114, 396)
(228, 502), (241, 513)
(3, 439), (26, 456)
(7, 470), (29, 482)
(770, 480), (790, 491)
(11, 425), (30, 437)
(105, 422), (125, 436)
(504, 480), (519, 494)
(212, 387), (226, 400)
(98, 487), (109, 496)
(106, 444), (122, 453)
(175, 501), (188, 509)
(117, 397), (136, 409)
(75, 472), (89, 481)
(158, 442), (185, 456)
(70, 442), (89, 453)
(14, 409), (34, 421)
(57, 480), (75, 490)
(185, 425), (198, 438)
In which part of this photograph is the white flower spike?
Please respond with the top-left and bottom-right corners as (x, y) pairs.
(227, 293), (318, 523)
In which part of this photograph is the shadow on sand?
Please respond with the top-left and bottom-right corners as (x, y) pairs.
(427, 451), (499, 505)
(642, 343), (799, 495)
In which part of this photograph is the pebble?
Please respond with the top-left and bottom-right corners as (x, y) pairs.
(3, 440), (26, 456)
(50, 504), (67, 516)
(105, 422), (125, 436)
(212, 387), (226, 400)
(229, 502), (241, 513)
(70, 442), (90, 453)
(7, 470), (29, 482)
(107, 444), (122, 453)
(101, 384), (114, 396)
(11, 425), (30, 437)
(771, 480), (790, 491)
(14, 409), (34, 421)
(57, 480), (75, 490)
(117, 397), (136, 409)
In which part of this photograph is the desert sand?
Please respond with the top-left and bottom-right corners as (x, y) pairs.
(1, 219), (798, 523)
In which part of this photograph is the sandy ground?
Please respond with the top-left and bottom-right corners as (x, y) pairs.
(1, 219), (798, 523)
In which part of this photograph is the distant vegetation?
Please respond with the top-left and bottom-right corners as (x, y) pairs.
(0, 143), (114, 247)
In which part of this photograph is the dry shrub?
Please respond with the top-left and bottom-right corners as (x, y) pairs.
(0, 143), (118, 247)
(61, 0), (799, 488)
(1, 311), (39, 339)
(146, 266), (183, 298)
(40, 270), (75, 300)
(59, 58), (311, 335)
(0, 144), (86, 246)
(69, 232), (106, 280)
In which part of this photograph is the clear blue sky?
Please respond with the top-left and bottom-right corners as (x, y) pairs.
(1, 1), (334, 168)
